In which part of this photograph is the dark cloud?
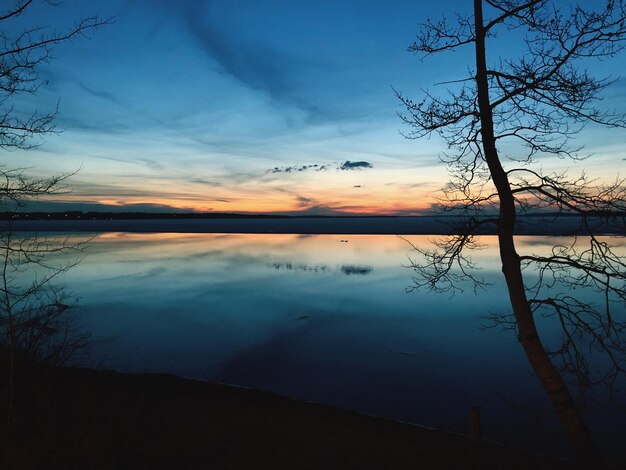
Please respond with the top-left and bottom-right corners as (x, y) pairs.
(94, 155), (165, 171)
(54, 115), (133, 134)
(138, 158), (164, 171)
(296, 196), (313, 206)
(147, 0), (351, 126)
(20, 201), (192, 213)
(384, 182), (432, 190)
(273, 203), (349, 216)
(268, 164), (329, 174)
(170, 2), (302, 104)
(78, 82), (125, 107)
(340, 161), (373, 170)
(188, 177), (222, 186)
(267, 161), (374, 174)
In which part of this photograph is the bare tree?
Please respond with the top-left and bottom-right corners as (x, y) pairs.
(1, 0), (109, 150)
(1, 1), (107, 430)
(398, 1), (626, 468)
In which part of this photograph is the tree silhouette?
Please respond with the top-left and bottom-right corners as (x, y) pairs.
(1, 0), (109, 150)
(398, 1), (626, 468)
(1, 0), (107, 429)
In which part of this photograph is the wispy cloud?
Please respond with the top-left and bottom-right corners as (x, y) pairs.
(94, 155), (165, 171)
(169, 1), (308, 107)
(77, 82), (126, 107)
(21, 201), (191, 213)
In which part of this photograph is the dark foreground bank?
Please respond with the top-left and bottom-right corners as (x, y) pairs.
(0, 367), (579, 469)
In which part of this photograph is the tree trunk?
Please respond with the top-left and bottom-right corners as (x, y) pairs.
(472, 1), (604, 468)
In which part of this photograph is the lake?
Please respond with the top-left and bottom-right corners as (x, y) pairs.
(24, 232), (626, 458)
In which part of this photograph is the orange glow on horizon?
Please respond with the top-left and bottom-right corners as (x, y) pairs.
(48, 187), (438, 215)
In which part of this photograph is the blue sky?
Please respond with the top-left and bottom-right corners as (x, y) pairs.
(2, 0), (625, 214)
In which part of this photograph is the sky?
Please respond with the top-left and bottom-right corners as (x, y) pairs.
(2, 0), (625, 215)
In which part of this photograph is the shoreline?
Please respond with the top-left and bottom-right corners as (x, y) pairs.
(4, 215), (624, 236)
(2, 365), (576, 469)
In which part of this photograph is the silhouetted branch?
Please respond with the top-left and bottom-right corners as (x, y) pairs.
(1, 2), (111, 150)
(0, 167), (76, 208)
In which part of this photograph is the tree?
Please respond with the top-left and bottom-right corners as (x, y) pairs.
(397, 1), (626, 468)
(1, 0), (108, 149)
(1, 1), (107, 429)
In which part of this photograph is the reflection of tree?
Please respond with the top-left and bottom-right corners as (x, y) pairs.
(1, 171), (88, 429)
(0, 228), (87, 366)
(398, 1), (626, 467)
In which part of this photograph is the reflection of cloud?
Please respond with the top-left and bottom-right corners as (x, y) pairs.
(341, 265), (373, 276)
(267, 262), (374, 276)
(269, 262), (329, 273)
(101, 266), (167, 282)
(340, 161), (373, 170)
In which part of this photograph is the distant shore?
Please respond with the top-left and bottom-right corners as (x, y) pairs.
(3, 214), (624, 236)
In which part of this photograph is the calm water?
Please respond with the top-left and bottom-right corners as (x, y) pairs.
(37, 233), (626, 457)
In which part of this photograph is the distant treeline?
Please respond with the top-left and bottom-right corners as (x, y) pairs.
(0, 212), (399, 220)
(0, 211), (607, 221)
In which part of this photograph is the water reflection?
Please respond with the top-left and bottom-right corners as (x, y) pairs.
(46, 233), (624, 458)
(269, 262), (329, 273)
(341, 265), (373, 275)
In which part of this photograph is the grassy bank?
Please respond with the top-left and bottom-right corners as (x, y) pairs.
(0, 366), (578, 469)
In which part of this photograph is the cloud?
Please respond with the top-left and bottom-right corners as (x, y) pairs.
(267, 160), (374, 174)
(94, 155), (165, 171)
(147, 0), (350, 127)
(77, 82), (126, 107)
(340, 160), (373, 170)
(276, 204), (348, 216)
(267, 164), (329, 174)
(19, 201), (192, 213)
(296, 196), (313, 206)
(169, 1), (303, 104)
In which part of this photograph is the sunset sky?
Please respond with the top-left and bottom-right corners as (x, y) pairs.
(3, 0), (625, 215)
